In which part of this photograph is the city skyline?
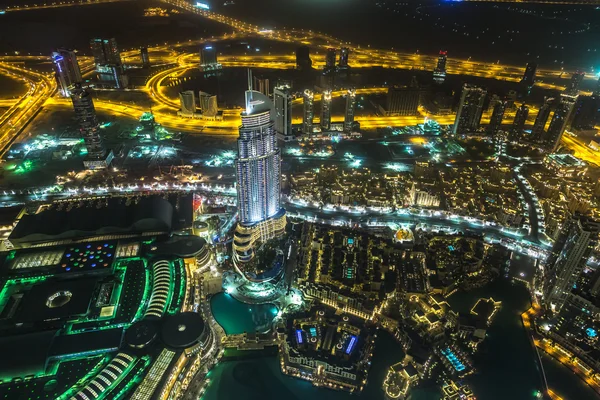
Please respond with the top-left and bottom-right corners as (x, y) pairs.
(0, 1), (600, 400)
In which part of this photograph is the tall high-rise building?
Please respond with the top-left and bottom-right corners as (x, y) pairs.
(322, 48), (336, 89)
(302, 89), (314, 135)
(140, 47), (150, 68)
(506, 90), (518, 109)
(70, 84), (111, 168)
(253, 76), (270, 96)
(487, 100), (506, 135)
(200, 44), (218, 67)
(570, 95), (600, 130)
(51, 48), (82, 97)
(544, 93), (577, 151)
(543, 214), (600, 312)
(433, 50), (447, 84)
(273, 85), (293, 140)
(179, 90), (196, 116)
(567, 71), (585, 95)
(532, 98), (553, 141)
(90, 38), (127, 89)
(233, 75), (286, 265)
(511, 104), (529, 140)
(520, 62), (537, 89)
(325, 48), (336, 71)
(296, 46), (312, 71)
(320, 70), (335, 91)
(96, 64), (128, 89)
(452, 84), (487, 134)
(338, 47), (350, 69)
(198, 91), (218, 117)
(320, 90), (332, 131)
(90, 38), (121, 66)
(386, 82), (420, 116)
(344, 89), (356, 133)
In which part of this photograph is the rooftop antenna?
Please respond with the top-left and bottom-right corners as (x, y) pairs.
(247, 68), (253, 96)
(245, 68), (254, 114)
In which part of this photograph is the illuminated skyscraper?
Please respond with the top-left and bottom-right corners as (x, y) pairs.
(386, 79), (420, 116)
(321, 70), (335, 91)
(433, 50), (447, 84)
(453, 84), (487, 134)
(140, 47), (150, 68)
(296, 46), (312, 71)
(511, 104), (529, 140)
(545, 94), (577, 151)
(90, 38), (121, 66)
(198, 91), (218, 117)
(325, 48), (336, 71)
(200, 44), (218, 67)
(71, 84), (102, 158)
(96, 64), (128, 89)
(233, 73), (286, 267)
(543, 214), (599, 313)
(344, 89), (356, 133)
(338, 47), (350, 69)
(51, 48), (82, 97)
(571, 95), (600, 130)
(532, 98), (553, 141)
(322, 48), (336, 89)
(179, 90), (196, 116)
(567, 71), (585, 95)
(487, 100), (506, 135)
(70, 84), (112, 168)
(320, 90), (332, 131)
(302, 90), (314, 136)
(90, 38), (127, 89)
(235, 91), (281, 225)
(520, 62), (537, 90)
(273, 85), (292, 140)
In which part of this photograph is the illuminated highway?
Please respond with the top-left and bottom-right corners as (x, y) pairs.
(0, 0), (597, 167)
(0, 56), (102, 157)
(160, 0), (595, 86)
(0, 63), (55, 156)
(0, 45), (595, 161)
(559, 134), (600, 166)
(0, 99), (19, 107)
(214, 53), (574, 93)
(1, 0), (587, 138)
(0, 0), (129, 13)
(0, 177), (549, 256)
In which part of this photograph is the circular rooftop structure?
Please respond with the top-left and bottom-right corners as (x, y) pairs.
(149, 235), (207, 258)
(193, 221), (209, 235)
(161, 312), (206, 349)
(46, 291), (72, 309)
(125, 320), (159, 349)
